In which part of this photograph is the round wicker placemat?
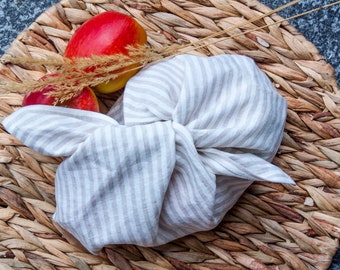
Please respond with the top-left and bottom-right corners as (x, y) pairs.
(0, 0), (339, 269)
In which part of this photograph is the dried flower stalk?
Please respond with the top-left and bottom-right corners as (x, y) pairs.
(0, 45), (170, 103)
(0, 1), (338, 103)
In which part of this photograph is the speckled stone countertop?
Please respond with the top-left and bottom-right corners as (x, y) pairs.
(262, 0), (339, 86)
(0, 0), (339, 268)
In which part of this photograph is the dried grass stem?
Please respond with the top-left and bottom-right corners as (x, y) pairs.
(0, 1), (338, 102)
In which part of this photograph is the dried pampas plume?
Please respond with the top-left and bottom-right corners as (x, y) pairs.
(0, 0), (338, 103)
(0, 45), (170, 103)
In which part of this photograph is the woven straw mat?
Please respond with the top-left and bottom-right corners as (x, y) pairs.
(0, 0), (339, 269)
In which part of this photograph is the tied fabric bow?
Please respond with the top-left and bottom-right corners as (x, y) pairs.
(3, 54), (294, 254)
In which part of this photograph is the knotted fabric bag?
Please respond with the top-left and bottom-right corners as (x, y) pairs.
(2, 54), (294, 254)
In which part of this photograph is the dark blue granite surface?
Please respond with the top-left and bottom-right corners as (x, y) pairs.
(0, 0), (339, 269)
(262, 0), (339, 86)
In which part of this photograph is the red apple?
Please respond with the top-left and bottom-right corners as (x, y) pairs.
(64, 11), (147, 94)
(22, 86), (55, 106)
(63, 86), (99, 112)
(22, 85), (100, 112)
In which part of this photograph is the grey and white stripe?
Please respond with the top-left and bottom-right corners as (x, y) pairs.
(2, 54), (294, 254)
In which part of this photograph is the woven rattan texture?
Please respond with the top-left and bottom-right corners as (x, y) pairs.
(0, 0), (339, 269)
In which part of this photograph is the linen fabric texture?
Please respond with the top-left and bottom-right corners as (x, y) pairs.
(3, 54), (294, 254)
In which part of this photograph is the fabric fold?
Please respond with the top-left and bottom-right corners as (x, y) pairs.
(2, 54), (294, 254)
(2, 105), (117, 157)
(54, 121), (177, 251)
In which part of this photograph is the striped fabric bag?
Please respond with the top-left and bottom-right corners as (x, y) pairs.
(2, 54), (294, 254)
